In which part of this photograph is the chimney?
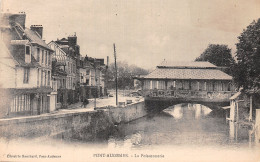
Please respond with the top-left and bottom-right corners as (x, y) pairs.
(107, 56), (109, 66)
(68, 35), (77, 47)
(30, 25), (43, 38)
(8, 12), (26, 29)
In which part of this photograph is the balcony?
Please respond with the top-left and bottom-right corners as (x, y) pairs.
(143, 89), (236, 101)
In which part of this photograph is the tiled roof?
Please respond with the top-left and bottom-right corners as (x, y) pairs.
(158, 61), (217, 68)
(144, 68), (232, 80)
(24, 28), (52, 51)
(1, 38), (40, 67)
(10, 45), (40, 67)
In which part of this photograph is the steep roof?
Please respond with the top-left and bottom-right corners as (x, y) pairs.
(9, 45), (40, 67)
(24, 28), (52, 51)
(1, 37), (40, 67)
(144, 61), (232, 80)
(0, 39), (18, 66)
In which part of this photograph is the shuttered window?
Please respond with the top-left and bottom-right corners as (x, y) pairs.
(151, 80), (157, 89)
(158, 81), (166, 89)
(144, 80), (150, 90)
(10, 94), (30, 112)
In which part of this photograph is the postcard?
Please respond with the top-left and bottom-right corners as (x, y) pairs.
(0, 0), (260, 161)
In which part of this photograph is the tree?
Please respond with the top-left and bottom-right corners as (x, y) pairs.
(233, 19), (260, 91)
(195, 44), (235, 74)
(106, 61), (149, 89)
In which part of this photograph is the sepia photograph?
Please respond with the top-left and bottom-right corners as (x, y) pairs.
(0, 0), (260, 161)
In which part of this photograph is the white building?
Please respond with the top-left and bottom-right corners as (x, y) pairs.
(0, 12), (55, 118)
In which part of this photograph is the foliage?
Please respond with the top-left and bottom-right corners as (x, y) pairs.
(106, 61), (149, 89)
(233, 19), (260, 91)
(195, 44), (235, 74)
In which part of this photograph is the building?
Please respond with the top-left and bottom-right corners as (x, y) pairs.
(0, 12), (54, 118)
(79, 56), (107, 99)
(137, 61), (235, 97)
(48, 35), (80, 107)
(51, 58), (67, 109)
(48, 35), (108, 107)
(228, 89), (260, 122)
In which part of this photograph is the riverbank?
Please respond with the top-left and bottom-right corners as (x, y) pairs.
(0, 97), (146, 140)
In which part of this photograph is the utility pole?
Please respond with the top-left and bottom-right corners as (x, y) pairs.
(113, 43), (118, 106)
(94, 58), (97, 109)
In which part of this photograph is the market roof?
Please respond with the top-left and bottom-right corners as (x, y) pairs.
(143, 61), (232, 80)
(143, 68), (232, 80)
(158, 61), (217, 68)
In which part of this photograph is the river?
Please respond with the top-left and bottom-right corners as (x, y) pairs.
(2, 103), (259, 162)
(104, 103), (256, 149)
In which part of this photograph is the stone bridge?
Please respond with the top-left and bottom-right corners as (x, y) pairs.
(143, 89), (236, 112)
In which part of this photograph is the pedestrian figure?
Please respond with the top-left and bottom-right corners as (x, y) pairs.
(82, 98), (89, 108)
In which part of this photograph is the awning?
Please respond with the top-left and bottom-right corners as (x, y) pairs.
(6, 87), (53, 95)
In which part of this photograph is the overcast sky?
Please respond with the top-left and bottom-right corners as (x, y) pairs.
(2, 0), (260, 69)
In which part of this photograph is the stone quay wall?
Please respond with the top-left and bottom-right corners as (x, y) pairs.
(0, 101), (147, 140)
(104, 101), (147, 124)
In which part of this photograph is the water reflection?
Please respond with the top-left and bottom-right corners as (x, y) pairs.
(163, 104), (212, 119)
(105, 103), (258, 149)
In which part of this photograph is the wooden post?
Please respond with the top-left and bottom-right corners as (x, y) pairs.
(249, 95), (253, 121)
(255, 109), (260, 144)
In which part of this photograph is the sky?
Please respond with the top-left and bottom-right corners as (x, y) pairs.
(1, 0), (260, 69)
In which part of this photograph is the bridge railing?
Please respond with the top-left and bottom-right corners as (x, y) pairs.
(142, 89), (236, 100)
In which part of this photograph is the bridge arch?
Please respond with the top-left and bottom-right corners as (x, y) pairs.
(145, 97), (230, 113)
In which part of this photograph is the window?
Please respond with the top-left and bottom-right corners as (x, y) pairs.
(10, 94), (30, 112)
(37, 69), (39, 86)
(41, 70), (43, 86)
(37, 48), (40, 61)
(68, 62), (70, 73)
(63, 79), (65, 88)
(86, 69), (90, 75)
(158, 81), (166, 89)
(45, 51), (48, 66)
(151, 80), (157, 89)
(42, 50), (44, 64)
(48, 71), (50, 86)
(48, 52), (51, 66)
(25, 46), (30, 55)
(45, 71), (47, 86)
(43, 71), (46, 86)
(23, 68), (30, 83)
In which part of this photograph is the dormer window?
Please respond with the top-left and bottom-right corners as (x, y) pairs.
(25, 46), (31, 55)
(25, 45), (31, 63)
